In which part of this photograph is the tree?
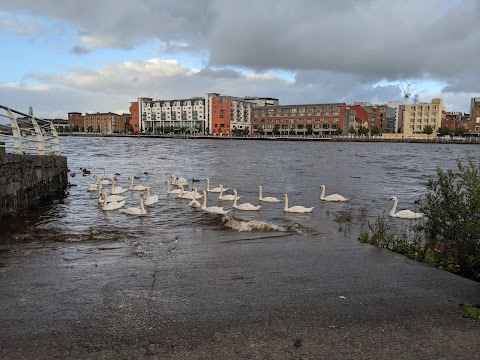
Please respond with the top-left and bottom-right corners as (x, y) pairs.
(336, 126), (343, 136)
(348, 126), (356, 135)
(371, 126), (382, 135)
(358, 126), (369, 136)
(306, 124), (313, 135)
(273, 125), (280, 135)
(422, 125), (433, 136)
(454, 125), (468, 136)
(289, 127), (296, 135)
(257, 126), (264, 135)
(243, 127), (250, 136)
(437, 126), (451, 137)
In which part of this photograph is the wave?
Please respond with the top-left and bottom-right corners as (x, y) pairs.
(221, 216), (312, 237)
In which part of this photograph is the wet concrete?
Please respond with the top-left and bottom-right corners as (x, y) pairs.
(0, 230), (479, 359)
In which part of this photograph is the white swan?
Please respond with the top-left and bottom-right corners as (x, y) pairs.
(87, 175), (101, 191)
(101, 192), (125, 211)
(166, 181), (183, 195)
(111, 178), (127, 194)
(178, 185), (203, 200)
(188, 188), (201, 208)
(144, 187), (159, 206)
(258, 185), (281, 203)
(389, 196), (424, 219)
(205, 178), (226, 193)
(121, 193), (147, 215)
(201, 190), (229, 214)
(218, 184), (239, 201)
(233, 189), (261, 211)
(320, 185), (349, 202)
(97, 185), (125, 203)
(128, 176), (147, 191)
(283, 194), (314, 213)
(99, 168), (113, 185)
(171, 174), (188, 187)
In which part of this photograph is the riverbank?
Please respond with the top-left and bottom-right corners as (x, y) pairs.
(59, 132), (480, 144)
(1, 225), (479, 359)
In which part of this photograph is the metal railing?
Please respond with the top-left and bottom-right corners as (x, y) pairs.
(0, 105), (61, 155)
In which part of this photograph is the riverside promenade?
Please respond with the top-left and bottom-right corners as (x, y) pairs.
(61, 132), (480, 144)
(0, 227), (479, 359)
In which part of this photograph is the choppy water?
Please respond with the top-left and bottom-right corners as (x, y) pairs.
(1, 137), (479, 245)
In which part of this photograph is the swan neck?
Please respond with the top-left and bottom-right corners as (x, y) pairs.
(320, 186), (325, 199)
(202, 191), (207, 208)
(390, 198), (398, 216)
(284, 195), (288, 211)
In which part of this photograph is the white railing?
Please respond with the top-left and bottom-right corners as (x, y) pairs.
(0, 105), (61, 155)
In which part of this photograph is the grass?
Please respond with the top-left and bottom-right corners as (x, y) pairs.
(462, 304), (480, 320)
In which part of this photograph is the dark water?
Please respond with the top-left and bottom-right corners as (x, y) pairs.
(2, 137), (479, 245)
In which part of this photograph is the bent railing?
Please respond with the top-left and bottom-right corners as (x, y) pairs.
(0, 105), (61, 155)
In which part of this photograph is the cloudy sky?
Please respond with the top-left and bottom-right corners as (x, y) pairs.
(0, 0), (479, 119)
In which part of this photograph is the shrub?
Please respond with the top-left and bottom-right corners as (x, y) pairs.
(420, 157), (480, 275)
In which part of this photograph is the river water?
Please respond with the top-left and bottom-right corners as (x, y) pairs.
(1, 137), (479, 247)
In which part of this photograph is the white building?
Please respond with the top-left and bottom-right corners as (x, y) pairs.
(402, 98), (445, 136)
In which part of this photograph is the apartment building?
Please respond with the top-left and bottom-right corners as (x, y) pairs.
(402, 98), (445, 136)
(84, 112), (122, 134)
(470, 97), (480, 135)
(67, 112), (84, 130)
(206, 93), (263, 135)
(251, 103), (348, 135)
(137, 97), (206, 134)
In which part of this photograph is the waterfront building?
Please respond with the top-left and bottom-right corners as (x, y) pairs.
(206, 93), (263, 135)
(68, 112), (84, 131)
(129, 102), (140, 133)
(84, 112), (122, 134)
(137, 97), (206, 134)
(386, 101), (404, 133)
(470, 97), (480, 135)
(251, 103), (347, 136)
(402, 98), (445, 136)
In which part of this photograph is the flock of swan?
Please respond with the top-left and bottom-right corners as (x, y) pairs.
(86, 168), (424, 219)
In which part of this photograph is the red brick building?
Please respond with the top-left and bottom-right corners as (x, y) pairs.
(67, 112), (84, 130)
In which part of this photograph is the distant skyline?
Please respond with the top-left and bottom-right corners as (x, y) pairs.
(0, 0), (479, 119)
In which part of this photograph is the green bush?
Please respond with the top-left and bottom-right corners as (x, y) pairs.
(420, 158), (480, 274)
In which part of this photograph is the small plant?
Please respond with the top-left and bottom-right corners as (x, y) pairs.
(334, 209), (354, 234)
(357, 207), (369, 222)
(462, 304), (480, 320)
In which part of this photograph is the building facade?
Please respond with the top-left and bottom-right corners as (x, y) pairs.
(206, 93), (260, 135)
(251, 103), (347, 136)
(470, 97), (480, 135)
(402, 98), (445, 136)
(67, 112), (84, 130)
(84, 112), (122, 134)
(138, 97), (206, 134)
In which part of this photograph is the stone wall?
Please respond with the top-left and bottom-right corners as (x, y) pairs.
(0, 152), (68, 217)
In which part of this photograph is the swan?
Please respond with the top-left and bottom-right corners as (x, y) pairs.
(144, 187), (159, 206)
(128, 176), (147, 191)
(166, 180), (183, 195)
(171, 174), (188, 187)
(389, 196), (424, 219)
(205, 178), (227, 193)
(101, 192), (125, 211)
(100, 167), (114, 185)
(178, 185), (203, 200)
(218, 184), (239, 201)
(201, 190), (229, 214)
(320, 185), (349, 202)
(97, 185), (125, 203)
(283, 194), (314, 213)
(188, 188), (201, 208)
(233, 189), (261, 211)
(110, 178), (127, 194)
(87, 175), (101, 191)
(121, 193), (147, 215)
(258, 185), (281, 203)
